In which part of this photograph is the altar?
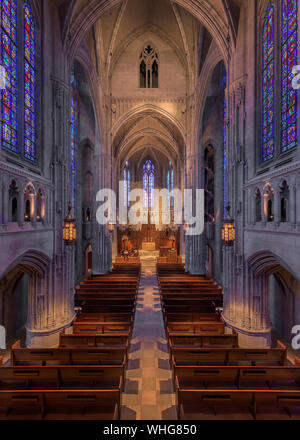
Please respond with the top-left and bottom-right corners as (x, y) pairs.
(142, 242), (156, 251)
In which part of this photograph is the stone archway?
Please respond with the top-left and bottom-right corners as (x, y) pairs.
(239, 251), (300, 348)
(0, 250), (52, 347)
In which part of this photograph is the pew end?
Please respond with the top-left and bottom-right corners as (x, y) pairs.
(294, 356), (300, 366)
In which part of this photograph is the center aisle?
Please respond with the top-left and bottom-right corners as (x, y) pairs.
(121, 255), (177, 420)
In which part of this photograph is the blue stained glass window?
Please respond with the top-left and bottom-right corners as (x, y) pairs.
(124, 161), (131, 207)
(167, 161), (174, 208)
(221, 65), (227, 215)
(1, 0), (18, 153)
(70, 95), (77, 212)
(23, 1), (37, 162)
(143, 160), (155, 209)
(281, 0), (298, 152)
(262, 1), (275, 162)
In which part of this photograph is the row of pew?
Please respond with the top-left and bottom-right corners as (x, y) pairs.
(0, 263), (141, 420)
(157, 263), (300, 420)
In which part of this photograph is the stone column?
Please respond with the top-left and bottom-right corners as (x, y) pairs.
(273, 186), (281, 225)
(2, 175), (9, 225)
(289, 176), (296, 225)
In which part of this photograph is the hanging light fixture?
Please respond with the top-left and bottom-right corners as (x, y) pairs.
(108, 222), (115, 232)
(183, 221), (190, 232)
(222, 204), (236, 247)
(63, 203), (76, 245)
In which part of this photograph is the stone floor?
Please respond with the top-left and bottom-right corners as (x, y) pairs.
(121, 255), (177, 420)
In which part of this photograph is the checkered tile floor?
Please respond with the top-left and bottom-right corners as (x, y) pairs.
(121, 262), (177, 420)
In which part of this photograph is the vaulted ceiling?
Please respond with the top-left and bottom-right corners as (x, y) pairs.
(59, 0), (242, 62)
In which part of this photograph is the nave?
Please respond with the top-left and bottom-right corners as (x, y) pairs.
(0, 260), (300, 420)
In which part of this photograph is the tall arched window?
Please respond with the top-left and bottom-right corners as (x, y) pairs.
(1, 0), (18, 153)
(23, 1), (37, 162)
(140, 45), (159, 89)
(70, 94), (77, 213)
(167, 161), (174, 208)
(261, 0), (298, 162)
(204, 145), (215, 222)
(222, 64), (227, 215)
(255, 189), (262, 222)
(143, 160), (155, 209)
(262, 1), (275, 162)
(123, 161), (131, 207)
(281, 0), (298, 153)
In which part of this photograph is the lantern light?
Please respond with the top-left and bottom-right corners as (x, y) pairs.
(222, 204), (236, 246)
(183, 222), (190, 231)
(63, 203), (76, 245)
(108, 222), (115, 232)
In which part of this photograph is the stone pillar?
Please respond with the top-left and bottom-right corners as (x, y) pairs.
(188, 234), (206, 275)
(297, 174), (300, 227)
(2, 175), (8, 225)
(290, 176), (296, 225)
(261, 191), (267, 224)
(17, 183), (25, 225)
(273, 186), (280, 225)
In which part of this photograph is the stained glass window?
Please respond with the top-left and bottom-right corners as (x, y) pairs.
(143, 160), (155, 209)
(167, 161), (174, 208)
(1, 0), (18, 153)
(262, 1), (275, 162)
(124, 161), (131, 207)
(70, 95), (77, 212)
(281, 0), (298, 153)
(222, 66), (227, 215)
(23, 1), (36, 161)
(23, 1), (36, 162)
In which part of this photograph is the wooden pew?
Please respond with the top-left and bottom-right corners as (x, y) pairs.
(175, 365), (300, 390)
(11, 342), (127, 369)
(165, 313), (222, 324)
(0, 390), (120, 420)
(73, 320), (132, 335)
(59, 332), (129, 348)
(167, 321), (225, 335)
(74, 313), (133, 324)
(0, 365), (123, 391)
(178, 389), (300, 420)
(171, 346), (287, 367)
(169, 333), (239, 348)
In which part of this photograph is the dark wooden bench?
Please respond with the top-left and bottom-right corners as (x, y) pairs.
(74, 313), (133, 323)
(178, 389), (300, 420)
(165, 313), (222, 324)
(73, 320), (132, 335)
(0, 389), (120, 420)
(59, 332), (129, 348)
(175, 365), (300, 391)
(171, 345), (287, 368)
(11, 341), (127, 369)
(167, 321), (225, 335)
(169, 333), (239, 348)
(0, 365), (123, 391)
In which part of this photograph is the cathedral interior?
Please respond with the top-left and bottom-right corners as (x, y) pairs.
(0, 0), (300, 423)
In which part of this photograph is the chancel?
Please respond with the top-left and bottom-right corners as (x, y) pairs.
(0, 0), (300, 422)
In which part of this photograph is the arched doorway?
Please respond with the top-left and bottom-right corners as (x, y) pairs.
(246, 251), (300, 348)
(0, 251), (51, 347)
(85, 245), (92, 276)
(206, 245), (214, 278)
(0, 269), (29, 346)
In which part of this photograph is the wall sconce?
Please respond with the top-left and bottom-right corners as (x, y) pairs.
(183, 222), (190, 231)
(108, 223), (115, 233)
(222, 204), (236, 247)
(63, 203), (76, 245)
